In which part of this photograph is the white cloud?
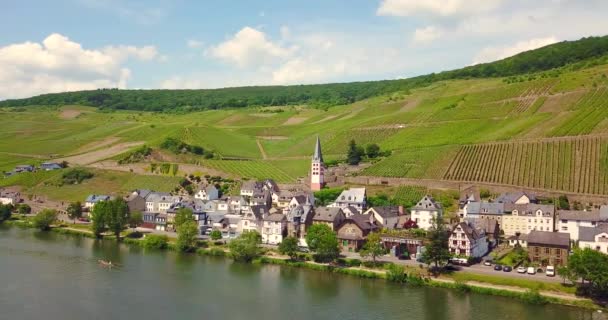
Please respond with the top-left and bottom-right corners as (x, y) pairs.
(377, 0), (503, 17)
(160, 76), (205, 89)
(209, 26), (294, 68)
(0, 33), (157, 99)
(187, 39), (204, 48)
(472, 36), (559, 64)
(412, 26), (443, 44)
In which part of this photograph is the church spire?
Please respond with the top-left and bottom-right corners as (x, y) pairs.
(312, 135), (323, 162)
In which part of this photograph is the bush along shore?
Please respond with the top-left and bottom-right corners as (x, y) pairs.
(1, 219), (600, 311)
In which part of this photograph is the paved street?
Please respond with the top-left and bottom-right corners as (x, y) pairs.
(339, 251), (564, 283)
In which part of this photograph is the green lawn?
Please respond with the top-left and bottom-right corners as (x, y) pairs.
(450, 272), (576, 294)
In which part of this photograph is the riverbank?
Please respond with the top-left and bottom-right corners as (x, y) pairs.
(2, 219), (601, 311)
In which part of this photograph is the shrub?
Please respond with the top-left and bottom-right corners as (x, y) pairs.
(346, 258), (362, 267)
(32, 209), (57, 231)
(210, 230), (223, 241)
(520, 289), (547, 305)
(126, 231), (144, 239)
(142, 234), (169, 250)
(61, 168), (94, 185)
(386, 264), (408, 283)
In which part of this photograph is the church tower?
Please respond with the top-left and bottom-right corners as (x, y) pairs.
(310, 136), (325, 191)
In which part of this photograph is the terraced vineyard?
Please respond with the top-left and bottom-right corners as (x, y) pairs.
(550, 87), (608, 136)
(443, 137), (608, 194)
(200, 160), (296, 182)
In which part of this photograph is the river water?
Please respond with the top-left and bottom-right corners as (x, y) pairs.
(0, 226), (602, 320)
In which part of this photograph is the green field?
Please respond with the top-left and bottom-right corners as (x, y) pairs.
(3, 55), (608, 197)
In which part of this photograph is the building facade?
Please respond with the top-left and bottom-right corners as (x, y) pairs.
(527, 230), (570, 267)
(410, 195), (442, 231)
(448, 222), (488, 258)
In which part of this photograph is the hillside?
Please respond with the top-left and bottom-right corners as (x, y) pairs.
(1, 36), (608, 112)
(3, 37), (608, 201)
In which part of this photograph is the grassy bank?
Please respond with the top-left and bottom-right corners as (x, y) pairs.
(449, 272), (577, 295)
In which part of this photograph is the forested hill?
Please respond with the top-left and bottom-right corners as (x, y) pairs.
(2, 35), (607, 112)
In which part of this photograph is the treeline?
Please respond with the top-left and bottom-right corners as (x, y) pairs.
(1, 36), (607, 112)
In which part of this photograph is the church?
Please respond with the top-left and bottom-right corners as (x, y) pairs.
(310, 136), (325, 191)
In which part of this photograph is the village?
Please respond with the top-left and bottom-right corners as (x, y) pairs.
(2, 137), (608, 284)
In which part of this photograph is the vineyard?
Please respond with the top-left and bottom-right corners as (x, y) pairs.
(443, 137), (608, 195)
(550, 87), (608, 136)
(200, 160), (297, 182)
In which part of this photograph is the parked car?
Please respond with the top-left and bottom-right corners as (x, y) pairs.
(78, 217), (89, 222)
(493, 264), (503, 271)
(517, 266), (527, 274)
(546, 265), (555, 277)
(483, 260), (493, 266)
(450, 258), (469, 266)
(503, 266), (513, 272)
(527, 267), (536, 275)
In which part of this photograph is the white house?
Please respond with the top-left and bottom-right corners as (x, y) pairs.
(362, 206), (402, 229)
(261, 213), (287, 245)
(84, 194), (111, 209)
(410, 195), (442, 231)
(578, 225), (608, 253)
(502, 204), (555, 236)
(558, 209), (608, 241)
(495, 192), (536, 204)
(329, 188), (367, 213)
(241, 205), (268, 233)
(145, 192), (179, 213)
(194, 185), (219, 201)
(449, 222), (488, 258)
(0, 190), (20, 205)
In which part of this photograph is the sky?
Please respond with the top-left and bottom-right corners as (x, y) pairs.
(1, 0), (607, 99)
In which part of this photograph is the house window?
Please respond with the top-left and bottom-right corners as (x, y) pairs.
(342, 240), (348, 246)
(452, 240), (457, 245)
(555, 249), (561, 256)
(461, 241), (466, 246)
(545, 248), (550, 254)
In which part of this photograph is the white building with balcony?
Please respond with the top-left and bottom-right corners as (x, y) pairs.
(449, 222), (488, 258)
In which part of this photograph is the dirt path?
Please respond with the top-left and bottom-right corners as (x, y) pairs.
(256, 139), (268, 159)
(433, 278), (588, 302)
(0, 151), (48, 159)
(56, 141), (144, 165)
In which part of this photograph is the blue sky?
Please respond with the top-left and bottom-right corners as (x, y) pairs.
(1, 0), (607, 99)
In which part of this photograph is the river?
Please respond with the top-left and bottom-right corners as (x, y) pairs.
(0, 226), (602, 320)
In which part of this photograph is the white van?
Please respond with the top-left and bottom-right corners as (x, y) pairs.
(546, 265), (555, 277)
(527, 267), (536, 275)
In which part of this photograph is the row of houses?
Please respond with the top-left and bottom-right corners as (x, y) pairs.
(455, 188), (608, 266)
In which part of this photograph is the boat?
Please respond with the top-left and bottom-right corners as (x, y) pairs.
(98, 260), (113, 267)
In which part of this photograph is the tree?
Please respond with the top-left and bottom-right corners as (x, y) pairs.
(313, 188), (343, 206)
(360, 232), (385, 264)
(305, 224), (340, 262)
(129, 211), (143, 230)
(278, 236), (299, 260)
(0, 204), (11, 222)
(229, 231), (262, 262)
(421, 216), (451, 270)
(557, 266), (576, 285)
(17, 204), (31, 215)
(142, 234), (169, 250)
(365, 143), (380, 158)
(347, 139), (362, 165)
(106, 198), (130, 240)
(32, 209), (57, 231)
(557, 195), (570, 210)
(210, 229), (223, 241)
(568, 248), (608, 296)
(66, 202), (82, 223)
(176, 220), (199, 252)
(174, 207), (194, 230)
(90, 201), (109, 238)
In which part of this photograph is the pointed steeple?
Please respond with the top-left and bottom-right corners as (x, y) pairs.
(312, 135), (323, 162)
